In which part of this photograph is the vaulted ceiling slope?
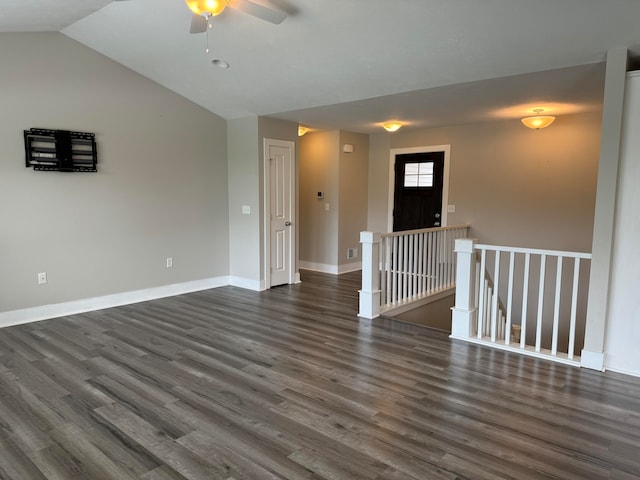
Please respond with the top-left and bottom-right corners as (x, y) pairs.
(4, 1), (640, 132)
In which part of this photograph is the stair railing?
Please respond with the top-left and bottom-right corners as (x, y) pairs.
(359, 225), (470, 319)
(452, 238), (592, 366)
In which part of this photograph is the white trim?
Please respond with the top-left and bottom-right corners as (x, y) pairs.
(263, 138), (297, 290)
(387, 145), (451, 232)
(299, 261), (362, 275)
(381, 287), (454, 318)
(581, 349), (605, 371)
(0, 276), (229, 329)
(451, 335), (582, 368)
(338, 262), (362, 274)
(229, 276), (264, 291)
(299, 261), (339, 274)
(605, 365), (640, 378)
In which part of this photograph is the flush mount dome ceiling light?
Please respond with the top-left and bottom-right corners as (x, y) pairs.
(298, 126), (310, 137)
(382, 122), (403, 132)
(521, 108), (556, 129)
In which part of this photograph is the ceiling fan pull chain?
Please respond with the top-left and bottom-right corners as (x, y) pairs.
(205, 22), (210, 53)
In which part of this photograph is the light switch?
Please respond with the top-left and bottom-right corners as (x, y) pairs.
(242, 205), (251, 215)
(325, 203), (330, 211)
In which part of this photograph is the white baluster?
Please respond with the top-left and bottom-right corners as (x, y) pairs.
(552, 256), (563, 356)
(505, 251), (515, 346)
(402, 234), (408, 301)
(428, 232), (434, 293)
(385, 237), (391, 305)
(521, 253), (530, 349)
(477, 249), (487, 339)
(418, 233), (423, 295)
(392, 236), (398, 304)
(535, 254), (546, 352)
(568, 258), (581, 360)
(491, 250), (501, 342)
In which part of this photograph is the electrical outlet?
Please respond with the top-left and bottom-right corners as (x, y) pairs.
(37, 272), (47, 285)
(347, 247), (358, 259)
(447, 204), (456, 213)
(166, 257), (173, 268)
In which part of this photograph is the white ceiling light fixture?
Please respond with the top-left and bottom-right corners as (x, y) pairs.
(298, 126), (310, 136)
(521, 108), (556, 129)
(382, 122), (403, 132)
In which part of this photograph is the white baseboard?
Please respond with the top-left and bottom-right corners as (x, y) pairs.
(581, 349), (605, 371)
(604, 353), (640, 378)
(299, 261), (362, 275)
(229, 276), (264, 291)
(299, 261), (338, 274)
(605, 365), (640, 378)
(0, 276), (229, 329)
(338, 262), (362, 274)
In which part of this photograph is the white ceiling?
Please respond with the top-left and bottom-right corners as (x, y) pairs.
(5, 0), (640, 133)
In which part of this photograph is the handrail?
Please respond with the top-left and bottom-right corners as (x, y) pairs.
(382, 224), (471, 239)
(475, 243), (592, 259)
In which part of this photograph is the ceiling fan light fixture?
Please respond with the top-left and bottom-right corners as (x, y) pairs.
(521, 108), (555, 129)
(185, 0), (227, 16)
(382, 122), (403, 132)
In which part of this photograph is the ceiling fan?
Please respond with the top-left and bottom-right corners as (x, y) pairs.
(186, 0), (287, 33)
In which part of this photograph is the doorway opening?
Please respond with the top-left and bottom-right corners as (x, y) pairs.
(264, 138), (298, 289)
(388, 145), (451, 232)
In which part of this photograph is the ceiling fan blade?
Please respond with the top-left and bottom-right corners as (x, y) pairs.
(190, 13), (208, 34)
(229, 0), (287, 24)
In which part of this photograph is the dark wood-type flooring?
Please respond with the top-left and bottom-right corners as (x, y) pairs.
(0, 270), (639, 479)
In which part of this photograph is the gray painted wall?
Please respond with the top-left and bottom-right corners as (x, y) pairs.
(299, 131), (340, 268)
(0, 33), (229, 313)
(227, 116), (298, 287)
(258, 116), (300, 280)
(367, 134), (391, 233)
(227, 117), (261, 285)
(299, 130), (368, 272)
(338, 131), (369, 268)
(369, 112), (601, 252)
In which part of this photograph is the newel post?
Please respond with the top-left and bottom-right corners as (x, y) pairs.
(451, 238), (478, 339)
(359, 231), (381, 319)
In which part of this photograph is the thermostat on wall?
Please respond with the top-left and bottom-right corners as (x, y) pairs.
(317, 191), (324, 199)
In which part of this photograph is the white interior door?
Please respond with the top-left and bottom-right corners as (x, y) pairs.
(266, 139), (295, 287)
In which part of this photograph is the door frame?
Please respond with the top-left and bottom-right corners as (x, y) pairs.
(387, 145), (451, 232)
(263, 138), (298, 289)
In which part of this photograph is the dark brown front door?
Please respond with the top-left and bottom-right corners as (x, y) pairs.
(393, 151), (445, 232)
